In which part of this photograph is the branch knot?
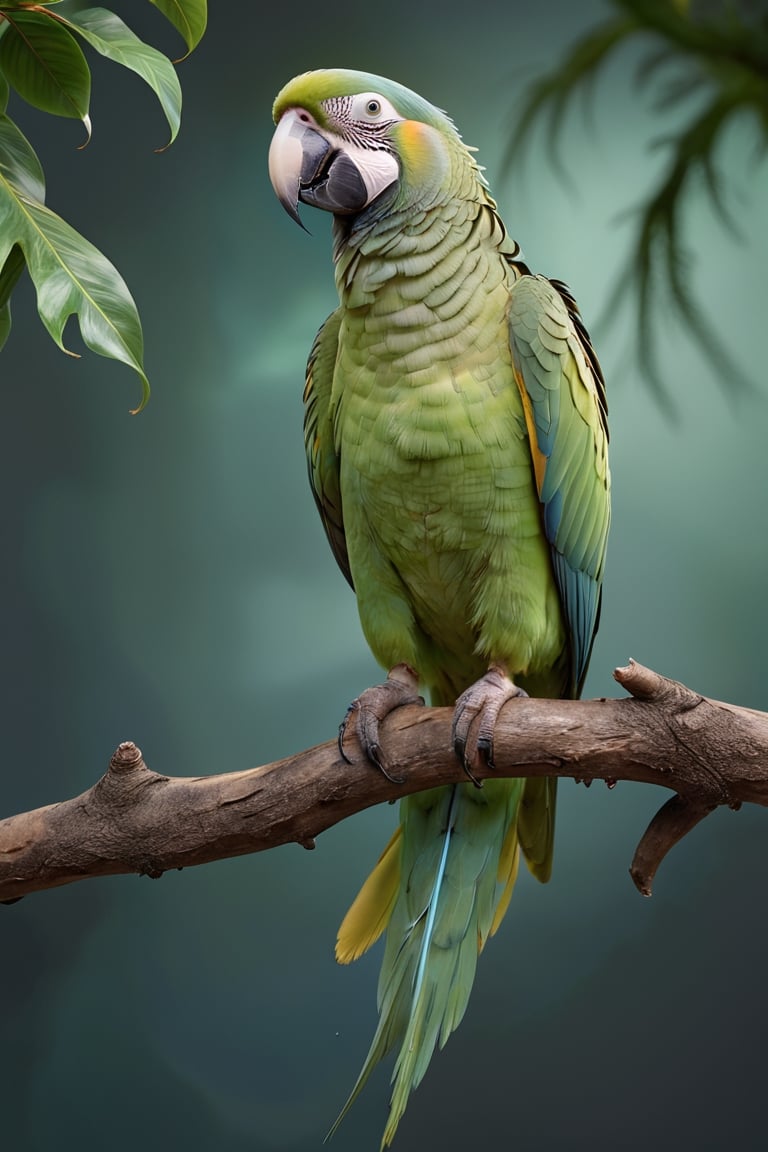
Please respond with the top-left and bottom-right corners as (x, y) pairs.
(110, 742), (144, 773)
(0, 662), (766, 903)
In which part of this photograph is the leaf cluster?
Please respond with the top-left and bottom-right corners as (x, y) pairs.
(506, 0), (768, 403)
(0, 0), (207, 411)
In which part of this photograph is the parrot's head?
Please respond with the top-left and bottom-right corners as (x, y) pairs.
(269, 69), (463, 228)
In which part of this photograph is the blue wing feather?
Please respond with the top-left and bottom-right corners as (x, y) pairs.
(508, 272), (610, 695)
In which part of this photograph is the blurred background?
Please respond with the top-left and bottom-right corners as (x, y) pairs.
(1, 2), (766, 1149)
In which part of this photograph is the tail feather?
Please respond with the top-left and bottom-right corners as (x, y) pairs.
(439, 914), (483, 1043)
(518, 776), (558, 882)
(329, 777), (531, 1147)
(488, 818), (521, 939)
(384, 787), (460, 1140)
(336, 826), (402, 964)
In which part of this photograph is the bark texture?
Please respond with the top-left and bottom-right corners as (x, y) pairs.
(1, 661), (766, 904)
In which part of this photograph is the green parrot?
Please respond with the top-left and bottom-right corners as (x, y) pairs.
(268, 68), (610, 1146)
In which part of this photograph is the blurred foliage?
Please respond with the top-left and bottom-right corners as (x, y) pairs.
(507, 0), (768, 403)
(0, 0), (207, 410)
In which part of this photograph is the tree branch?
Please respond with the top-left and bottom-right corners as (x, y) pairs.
(1, 660), (766, 904)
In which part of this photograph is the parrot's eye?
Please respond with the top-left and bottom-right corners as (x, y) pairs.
(343, 92), (402, 125)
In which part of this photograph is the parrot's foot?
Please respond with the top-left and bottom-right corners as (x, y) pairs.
(452, 664), (528, 784)
(338, 663), (424, 783)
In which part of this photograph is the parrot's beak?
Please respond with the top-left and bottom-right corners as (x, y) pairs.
(269, 108), (368, 226)
(269, 108), (399, 225)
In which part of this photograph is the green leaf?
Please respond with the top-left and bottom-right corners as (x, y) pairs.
(0, 71), (9, 114)
(0, 301), (12, 351)
(0, 171), (150, 410)
(0, 241), (25, 351)
(60, 7), (182, 147)
(149, 0), (207, 58)
(0, 112), (45, 201)
(0, 10), (91, 134)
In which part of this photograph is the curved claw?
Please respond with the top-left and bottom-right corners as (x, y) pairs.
(452, 737), (484, 788)
(365, 741), (406, 785)
(338, 664), (423, 783)
(338, 706), (356, 764)
(476, 734), (495, 771)
(452, 665), (528, 783)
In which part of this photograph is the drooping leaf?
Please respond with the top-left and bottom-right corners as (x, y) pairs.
(0, 9), (91, 136)
(59, 7), (182, 147)
(0, 241), (25, 351)
(0, 171), (149, 410)
(0, 2), (209, 399)
(0, 111), (45, 201)
(0, 90), (44, 352)
(0, 302), (11, 351)
(149, 0), (207, 59)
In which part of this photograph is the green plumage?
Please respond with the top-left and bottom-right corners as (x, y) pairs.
(271, 68), (610, 1146)
(331, 778), (525, 1145)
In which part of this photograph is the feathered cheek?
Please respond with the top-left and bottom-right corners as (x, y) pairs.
(391, 121), (448, 188)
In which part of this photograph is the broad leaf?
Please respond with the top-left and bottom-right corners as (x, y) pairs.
(61, 7), (181, 146)
(0, 242), (25, 351)
(149, 0), (207, 58)
(0, 107), (45, 352)
(0, 173), (149, 410)
(0, 301), (12, 351)
(0, 111), (45, 201)
(0, 10), (91, 135)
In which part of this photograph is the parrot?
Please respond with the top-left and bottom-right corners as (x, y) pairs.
(268, 68), (610, 1146)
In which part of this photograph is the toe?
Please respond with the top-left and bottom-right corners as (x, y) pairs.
(451, 666), (528, 780)
(339, 664), (423, 781)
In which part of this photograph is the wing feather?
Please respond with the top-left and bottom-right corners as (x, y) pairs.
(509, 273), (610, 696)
(302, 309), (352, 588)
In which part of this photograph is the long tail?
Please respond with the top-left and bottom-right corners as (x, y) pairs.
(329, 774), (548, 1147)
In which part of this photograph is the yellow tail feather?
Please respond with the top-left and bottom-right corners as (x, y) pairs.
(488, 824), (520, 941)
(518, 777), (557, 883)
(335, 826), (402, 964)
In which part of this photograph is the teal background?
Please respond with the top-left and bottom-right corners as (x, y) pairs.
(2, 2), (767, 1149)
